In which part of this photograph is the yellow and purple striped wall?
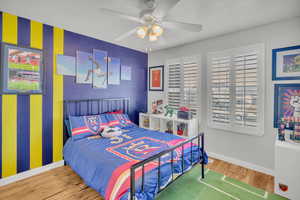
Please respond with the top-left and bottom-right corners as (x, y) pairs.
(0, 11), (147, 178)
(0, 12), (64, 177)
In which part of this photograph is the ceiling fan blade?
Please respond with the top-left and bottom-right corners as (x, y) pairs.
(162, 20), (202, 32)
(152, 0), (180, 19)
(115, 28), (138, 42)
(100, 8), (141, 23)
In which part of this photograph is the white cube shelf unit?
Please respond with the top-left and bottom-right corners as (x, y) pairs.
(139, 113), (198, 138)
(275, 139), (300, 200)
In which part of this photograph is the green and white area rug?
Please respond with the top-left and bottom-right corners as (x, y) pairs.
(157, 165), (287, 200)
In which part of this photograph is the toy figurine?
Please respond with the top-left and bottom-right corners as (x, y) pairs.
(166, 121), (173, 134)
(152, 101), (158, 114)
(156, 100), (164, 114)
(278, 118), (286, 141)
(294, 117), (300, 142)
(177, 123), (186, 136)
(164, 105), (175, 117)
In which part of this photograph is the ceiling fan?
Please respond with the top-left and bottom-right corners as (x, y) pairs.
(100, 0), (202, 42)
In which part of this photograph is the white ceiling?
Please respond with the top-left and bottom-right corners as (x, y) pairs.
(0, 0), (300, 52)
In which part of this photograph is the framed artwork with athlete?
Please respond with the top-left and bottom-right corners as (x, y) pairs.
(0, 43), (44, 94)
(76, 50), (93, 84)
(92, 49), (109, 88)
(149, 65), (164, 91)
(274, 83), (300, 128)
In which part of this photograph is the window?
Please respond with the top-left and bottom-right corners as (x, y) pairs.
(207, 44), (264, 135)
(167, 57), (200, 116)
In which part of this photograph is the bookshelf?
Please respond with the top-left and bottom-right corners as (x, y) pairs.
(139, 113), (198, 138)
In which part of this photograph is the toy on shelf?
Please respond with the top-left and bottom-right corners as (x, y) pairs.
(177, 106), (193, 120)
(151, 101), (158, 114)
(164, 105), (176, 117)
(166, 121), (173, 134)
(278, 117), (300, 143)
(152, 99), (164, 114)
(177, 123), (187, 136)
(143, 118), (149, 128)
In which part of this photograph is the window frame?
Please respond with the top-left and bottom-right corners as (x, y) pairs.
(207, 44), (265, 136)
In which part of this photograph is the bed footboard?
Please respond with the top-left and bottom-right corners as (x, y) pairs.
(130, 133), (205, 200)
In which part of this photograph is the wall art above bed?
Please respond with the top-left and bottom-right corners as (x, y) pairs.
(57, 48), (126, 88)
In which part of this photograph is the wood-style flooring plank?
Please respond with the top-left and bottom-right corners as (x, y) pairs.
(0, 157), (274, 199)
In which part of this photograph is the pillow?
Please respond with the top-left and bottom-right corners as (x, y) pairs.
(69, 115), (108, 140)
(105, 113), (135, 128)
(106, 109), (123, 114)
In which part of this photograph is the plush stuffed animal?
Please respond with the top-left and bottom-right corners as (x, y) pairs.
(164, 105), (175, 117)
(101, 126), (122, 138)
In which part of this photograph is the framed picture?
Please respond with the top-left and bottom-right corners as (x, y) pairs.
(92, 49), (108, 88)
(121, 65), (131, 81)
(0, 43), (43, 94)
(149, 65), (164, 91)
(108, 57), (120, 85)
(76, 50), (93, 84)
(272, 45), (300, 80)
(274, 83), (300, 128)
(57, 54), (75, 76)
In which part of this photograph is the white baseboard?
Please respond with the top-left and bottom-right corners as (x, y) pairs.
(208, 152), (274, 176)
(0, 160), (64, 187)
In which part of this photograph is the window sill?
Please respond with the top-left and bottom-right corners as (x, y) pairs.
(207, 123), (264, 136)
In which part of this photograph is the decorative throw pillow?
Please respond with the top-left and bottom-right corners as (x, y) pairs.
(69, 115), (108, 140)
(105, 113), (135, 128)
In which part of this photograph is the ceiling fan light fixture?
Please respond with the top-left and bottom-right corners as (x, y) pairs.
(152, 24), (163, 37)
(149, 32), (158, 42)
(136, 26), (148, 39)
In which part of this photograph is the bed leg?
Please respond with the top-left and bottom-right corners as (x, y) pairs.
(201, 133), (205, 179)
(201, 162), (205, 179)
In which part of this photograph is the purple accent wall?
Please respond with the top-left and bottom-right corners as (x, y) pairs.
(42, 25), (54, 165)
(17, 17), (31, 173)
(64, 31), (148, 123)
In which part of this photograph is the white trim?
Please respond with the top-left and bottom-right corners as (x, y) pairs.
(0, 160), (64, 186)
(208, 151), (274, 176)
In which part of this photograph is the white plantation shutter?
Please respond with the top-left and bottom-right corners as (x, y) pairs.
(207, 44), (264, 135)
(167, 57), (200, 115)
(167, 62), (181, 109)
(210, 56), (231, 125)
(182, 58), (200, 116)
(233, 52), (258, 128)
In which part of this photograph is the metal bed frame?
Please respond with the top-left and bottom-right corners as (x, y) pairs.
(63, 98), (205, 200)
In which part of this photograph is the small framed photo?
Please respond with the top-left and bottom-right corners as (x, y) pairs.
(57, 54), (75, 76)
(149, 65), (164, 91)
(272, 45), (300, 80)
(274, 83), (300, 128)
(0, 43), (44, 94)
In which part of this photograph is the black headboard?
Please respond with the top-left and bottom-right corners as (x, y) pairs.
(63, 97), (130, 142)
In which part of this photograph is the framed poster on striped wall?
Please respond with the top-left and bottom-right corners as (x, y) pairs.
(0, 43), (44, 94)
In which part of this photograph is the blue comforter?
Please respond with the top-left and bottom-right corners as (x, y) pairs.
(63, 126), (207, 200)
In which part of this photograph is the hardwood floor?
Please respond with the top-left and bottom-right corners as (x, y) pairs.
(206, 158), (274, 193)
(0, 158), (274, 200)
